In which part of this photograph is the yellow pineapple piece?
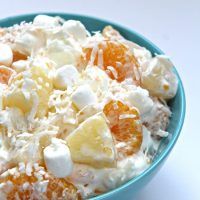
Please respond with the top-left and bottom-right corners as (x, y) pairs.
(4, 66), (53, 118)
(4, 89), (33, 113)
(67, 113), (117, 168)
(30, 66), (53, 118)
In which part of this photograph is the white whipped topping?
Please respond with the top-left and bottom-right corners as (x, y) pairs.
(71, 85), (97, 110)
(53, 64), (79, 90)
(44, 138), (73, 178)
(0, 43), (13, 66)
(71, 152), (149, 197)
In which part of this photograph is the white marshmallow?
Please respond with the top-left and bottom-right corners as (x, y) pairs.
(46, 39), (78, 67)
(127, 87), (153, 115)
(141, 55), (178, 99)
(14, 29), (46, 55)
(33, 15), (59, 27)
(0, 43), (13, 66)
(71, 85), (97, 110)
(12, 60), (28, 73)
(63, 20), (88, 41)
(44, 138), (73, 178)
(53, 65), (79, 90)
(83, 66), (110, 93)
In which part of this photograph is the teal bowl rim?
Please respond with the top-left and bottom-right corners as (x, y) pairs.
(0, 12), (186, 200)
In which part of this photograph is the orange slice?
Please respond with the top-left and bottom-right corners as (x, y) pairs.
(0, 164), (81, 200)
(0, 66), (15, 84)
(103, 100), (142, 156)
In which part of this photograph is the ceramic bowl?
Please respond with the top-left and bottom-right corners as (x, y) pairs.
(0, 13), (186, 200)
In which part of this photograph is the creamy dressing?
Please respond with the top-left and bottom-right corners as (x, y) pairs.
(71, 152), (150, 198)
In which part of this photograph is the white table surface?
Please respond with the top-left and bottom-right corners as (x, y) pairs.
(0, 0), (199, 199)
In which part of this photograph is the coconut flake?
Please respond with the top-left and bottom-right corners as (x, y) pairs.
(107, 66), (118, 79)
(97, 49), (103, 67)
(26, 163), (33, 176)
(119, 114), (136, 119)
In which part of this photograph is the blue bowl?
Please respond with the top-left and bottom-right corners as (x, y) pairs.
(0, 13), (186, 200)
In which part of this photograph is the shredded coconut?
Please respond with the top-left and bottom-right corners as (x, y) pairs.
(119, 114), (136, 119)
(97, 49), (103, 67)
(107, 66), (118, 79)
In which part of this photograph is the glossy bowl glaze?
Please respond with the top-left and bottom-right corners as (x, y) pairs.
(0, 13), (186, 200)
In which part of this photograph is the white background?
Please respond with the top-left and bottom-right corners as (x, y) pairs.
(0, 1), (199, 199)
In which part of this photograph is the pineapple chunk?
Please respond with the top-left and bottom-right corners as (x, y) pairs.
(4, 66), (53, 118)
(30, 66), (53, 117)
(67, 113), (116, 168)
(4, 89), (33, 113)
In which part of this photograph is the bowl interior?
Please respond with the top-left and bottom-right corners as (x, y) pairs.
(0, 13), (186, 200)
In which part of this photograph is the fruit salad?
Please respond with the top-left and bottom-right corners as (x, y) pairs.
(0, 15), (178, 199)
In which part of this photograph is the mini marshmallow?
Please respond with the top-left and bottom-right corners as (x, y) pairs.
(0, 43), (13, 66)
(71, 85), (97, 110)
(44, 138), (73, 178)
(141, 55), (178, 99)
(12, 60), (28, 73)
(46, 40), (78, 67)
(127, 87), (153, 115)
(63, 20), (88, 41)
(53, 65), (79, 90)
(14, 30), (46, 55)
(33, 15), (59, 27)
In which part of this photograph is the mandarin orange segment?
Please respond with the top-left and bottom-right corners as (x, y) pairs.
(12, 51), (27, 62)
(0, 165), (81, 200)
(83, 39), (139, 82)
(0, 66), (15, 84)
(47, 177), (81, 199)
(103, 100), (142, 155)
(7, 189), (32, 200)
(0, 170), (37, 200)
